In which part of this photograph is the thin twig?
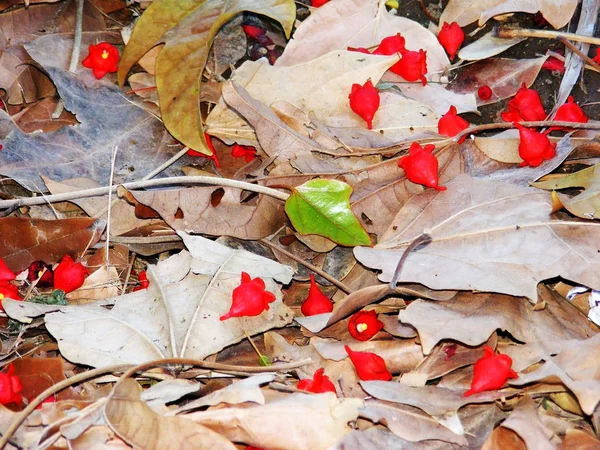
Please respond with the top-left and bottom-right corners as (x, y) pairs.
(497, 26), (600, 46)
(259, 238), (354, 294)
(388, 233), (432, 289)
(142, 146), (190, 181)
(105, 145), (118, 266)
(558, 37), (600, 73)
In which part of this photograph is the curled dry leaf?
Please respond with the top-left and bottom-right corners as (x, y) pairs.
(499, 396), (555, 450)
(354, 174), (600, 300)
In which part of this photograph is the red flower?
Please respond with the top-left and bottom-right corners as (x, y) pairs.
(82, 42), (120, 79)
(349, 79), (380, 130)
(438, 105), (469, 143)
(438, 22), (464, 61)
(348, 310), (383, 341)
(542, 57), (565, 73)
(53, 255), (89, 294)
(392, 49), (428, 85)
(220, 272), (276, 321)
(515, 123), (556, 167)
(312, 0), (329, 6)
(301, 274), (333, 316)
(242, 25), (265, 39)
(501, 83), (546, 122)
(345, 345), (392, 381)
(399, 142), (447, 191)
(0, 364), (22, 405)
(26, 261), (53, 288)
(231, 144), (257, 162)
(133, 271), (150, 292)
(348, 47), (371, 54)
(0, 282), (22, 312)
(554, 95), (588, 124)
(593, 49), (600, 65)
(0, 258), (16, 282)
(372, 33), (407, 56)
(477, 85), (492, 101)
(297, 368), (337, 394)
(465, 346), (517, 396)
(186, 133), (222, 168)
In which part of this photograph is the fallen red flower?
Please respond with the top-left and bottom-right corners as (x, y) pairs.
(501, 83), (546, 122)
(515, 123), (556, 167)
(53, 255), (89, 294)
(554, 95), (588, 124)
(0, 258), (16, 282)
(399, 142), (447, 191)
(477, 85), (492, 101)
(372, 33), (407, 56)
(242, 25), (265, 39)
(465, 346), (517, 396)
(301, 274), (333, 316)
(345, 345), (392, 381)
(297, 368), (337, 394)
(312, 0), (329, 6)
(392, 49), (428, 85)
(438, 105), (469, 143)
(0, 364), (22, 405)
(348, 79), (380, 130)
(133, 271), (150, 292)
(186, 133), (221, 168)
(231, 144), (257, 163)
(82, 42), (120, 79)
(438, 22), (464, 61)
(26, 261), (54, 288)
(593, 49), (600, 65)
(542, 57), (565, 73)
(348, 310), (383, 341)
(0, 282), (22, 312)
(220, 272), (275, 321)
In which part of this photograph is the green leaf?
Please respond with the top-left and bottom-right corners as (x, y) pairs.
(118, 0), (296, 155)
(285, 179), (371, 247)
(258, 355), (271, 366)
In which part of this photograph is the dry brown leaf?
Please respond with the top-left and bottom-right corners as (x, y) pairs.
(0, 217), (104, 272)
(354, 174), (600, 300)
(562, 429), (600, 450)
(186, 392), (363, 450)
(482, 426), (527, 450)
(105, 379), (236, 450)
(500, 396), (556, 450)
(11, 97), (78, 133)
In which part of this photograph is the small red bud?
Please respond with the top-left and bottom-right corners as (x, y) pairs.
(133, 271), (150, 292)
(311, 0), (329, 6)
(54, 255), (89, 294)
(465, 346), (517, 396)
(242, 25), (265, 39)
(542, 57), (565, 73)
(220, 272), (275, 321)
(372, 33), (407, 56)
(348, 310), (384, 341)
(301, 274), (333, 316)
(231, 144), (257, 162)
(391, 49), (428, 85)
(477, 85), (492, 101)
(0, 364), (22, 405)
(501, 83), (546, 123)
(399, 142), (447, 191)
(438, 22), (464, 61)
(593, 49), (600, 65)
(345, 345), (392, 381)
(554, 96), (588, 124)
(438, 105), (469, 143)
(515, 124), (556, 167)
(82, 42), (119, 79)
(348, 79), (380, 130)
(297, 368), (337, 394)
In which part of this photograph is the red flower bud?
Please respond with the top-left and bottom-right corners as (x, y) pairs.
(82, 42), (120, 79)
(554, 96), (588, 124)
(301, 274), (333, 316)
(0, 258), (16, 282)
(372, 33), (407, 56)
(515, 123), (556, 167)
(231, 144), (257, 162)
(391, 49), (428, 85)
(399, 142), (447, 191)
(501, 83), (546, 122)
(345, 345), (392, 381)
(438, 22), (464, 61)
(477, 85), (492, 101)
(464, 345), (517, 396)
(347, 47), (371, 54)
(593, 49), (600, 65)
(542, 57), (565, 73)
(220, 272), (275, 321)
(186, 133), (221, 168)
(312, 0), (329, 6)
(0, 282), (22, 312)
(0, 364), (22, 405)
(242, 25), (265, 39)
(349, 80), (380, 130)
(26, 261), (54, 288)
(297, 368), (337, 394)
(133, 271), (150, 292)
(438, 105), (469, 143)
(348, 310), (383, 341)
(53, 255), (89, 294)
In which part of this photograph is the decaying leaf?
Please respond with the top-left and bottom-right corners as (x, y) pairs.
(500, 396), (555, 450)
(354, 174), (600, 300)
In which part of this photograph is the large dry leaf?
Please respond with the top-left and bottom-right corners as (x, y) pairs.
(354, 174), (600, 300)
(499, 396), (555, 450)
(186, 392), (363, 450)
(105, 379), (236, 450)
(0, 217), (104, 272)
(130, 185), (286, 240)
(4, 233), (294, 367)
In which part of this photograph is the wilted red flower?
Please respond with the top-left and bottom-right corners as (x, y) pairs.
(478, 85), (492, 101)
(438, 105), (469, 143)
(345, 345), (392, 381)
(220, 272), (275, 321)
(0, 258), (16, 282)
(465, 345), (517, 396)
(242, 25), (265, 39)
(501, 83), (546, 122)
(53, 255), (89, 294)
(301, 274), (333, 316)
(372, 33), (407, 56)
(231, 144), (257, 162)
(297, 368), (336, 394)
(187, 133), (221, 168)
(348, 47), (371, 54)
(399, 142), (446, 191)
(392, 49), (428, 85)
(554, 96), (588, 124)
(438, 22), (464, 61)
(0, 364), (22, 405)
(312, 0), (329, 6)
(515, 123), (556, 167)
(133, 271), (150, 292)
(82, 42), (120, 79)
(349, 79), (380, 130)
(27, 261), (53, 288)
(348, 310), (383, 341)
(0, 282), (22, 312)
(542, 57), (565, 73)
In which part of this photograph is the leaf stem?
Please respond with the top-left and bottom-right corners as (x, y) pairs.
(388, 233), (432, 290)
(497, 26), (600, 46)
